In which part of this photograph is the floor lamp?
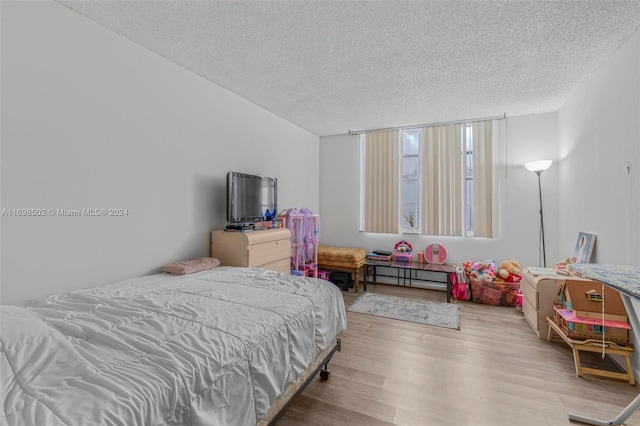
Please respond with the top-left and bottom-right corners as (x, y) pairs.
(524, 160), (553, 267)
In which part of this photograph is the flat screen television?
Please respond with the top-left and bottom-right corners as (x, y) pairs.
(226, 172), (277, 224)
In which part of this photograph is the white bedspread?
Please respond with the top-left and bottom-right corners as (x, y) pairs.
(1, 267), (347, 426)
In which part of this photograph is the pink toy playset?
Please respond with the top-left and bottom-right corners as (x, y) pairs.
(281, 207), (320, 277)
(393, 240), (413, 262)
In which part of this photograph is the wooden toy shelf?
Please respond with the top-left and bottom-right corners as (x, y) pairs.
(545, 316), (635, 385)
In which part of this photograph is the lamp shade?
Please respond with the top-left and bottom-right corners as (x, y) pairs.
(524, 160), (552, 173)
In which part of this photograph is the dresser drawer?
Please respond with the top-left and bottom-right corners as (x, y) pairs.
(522, 297), (538, 334)
(211, 229), (291, 268)
(521, 277), (539, 310)
(247, 239), (290, 267)
(261, 258), (291, 273)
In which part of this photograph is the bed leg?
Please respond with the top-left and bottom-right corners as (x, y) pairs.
(320, 339), (341, 381)
(320, 364), (331, 380)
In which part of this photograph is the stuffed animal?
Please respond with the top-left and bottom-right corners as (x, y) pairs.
(463, 258), (496, 281)
(497, 260), (522, 283)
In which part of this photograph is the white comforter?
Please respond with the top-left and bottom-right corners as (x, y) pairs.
(1, 267), (347, 426)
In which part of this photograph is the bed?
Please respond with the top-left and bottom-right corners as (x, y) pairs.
(1, 266), (347, 426)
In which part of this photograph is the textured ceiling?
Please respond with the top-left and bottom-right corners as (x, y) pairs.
(57, 0), (640, 136)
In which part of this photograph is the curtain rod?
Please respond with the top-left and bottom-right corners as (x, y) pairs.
(348, 113), (507, 136)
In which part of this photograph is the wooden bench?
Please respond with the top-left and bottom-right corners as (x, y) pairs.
(317, 245), (368, 292)
(546, 316), (635, 385)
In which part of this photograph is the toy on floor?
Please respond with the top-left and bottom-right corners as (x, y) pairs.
(496, 260), (522, 283)
(462, 258), (496, 281)
(462, 258), (520, 306)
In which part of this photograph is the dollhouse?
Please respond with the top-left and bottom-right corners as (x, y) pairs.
(546, 279), (635, 384)
(554, 279), (631, 345)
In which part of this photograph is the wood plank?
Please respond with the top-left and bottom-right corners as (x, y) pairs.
(277, 283), (640, 425)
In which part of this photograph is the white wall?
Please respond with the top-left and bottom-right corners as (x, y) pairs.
(319, 112), (559, 269)
(557, 29), (640, 377)
(0, 1), (319, 304)
(558, 31), (640, 266)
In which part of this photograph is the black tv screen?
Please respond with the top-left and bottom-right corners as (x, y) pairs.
(226, 172), (277, 224)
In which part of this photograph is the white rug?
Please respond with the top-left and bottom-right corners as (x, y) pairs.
(348, 292), (460, 330)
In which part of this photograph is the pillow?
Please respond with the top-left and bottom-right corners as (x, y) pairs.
(163, 257), (220, 275)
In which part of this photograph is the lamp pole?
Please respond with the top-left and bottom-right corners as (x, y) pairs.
(525, 160), (552, 268)
(536, 171), (546, 267)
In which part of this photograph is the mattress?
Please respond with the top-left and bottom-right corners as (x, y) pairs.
(0, 267), (347, 426)
(569, 263), (640, 300)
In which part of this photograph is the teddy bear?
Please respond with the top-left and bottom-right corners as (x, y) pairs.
(497, 260), (522, 283)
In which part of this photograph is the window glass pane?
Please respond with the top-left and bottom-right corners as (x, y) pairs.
(402, 180), (418, 205)
(403, 157), (418, 178)
(466, 125), (473, 151)
(402, 204), (418, 228)
(402, 131), (419, 156)
(465, 180), (473, 232)
(402, 178), (419, 229)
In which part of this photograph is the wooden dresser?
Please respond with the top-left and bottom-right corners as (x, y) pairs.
(210, 228), (291, 273)
(521, 270), (563, 338)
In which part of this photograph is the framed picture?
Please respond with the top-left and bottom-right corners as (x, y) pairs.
(572, 232), (596, 264)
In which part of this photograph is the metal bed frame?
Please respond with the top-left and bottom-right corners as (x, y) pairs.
(266, 338), (342, 425)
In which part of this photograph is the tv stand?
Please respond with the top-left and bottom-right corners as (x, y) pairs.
(211, 228), (291, 273)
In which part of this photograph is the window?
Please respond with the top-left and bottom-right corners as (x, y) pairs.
(463, 123), (474, 236)
(401, 129), (421, 233)
(361, 120), (495, 237)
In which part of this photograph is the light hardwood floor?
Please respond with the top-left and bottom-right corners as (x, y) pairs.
(277, 283), (640, 426)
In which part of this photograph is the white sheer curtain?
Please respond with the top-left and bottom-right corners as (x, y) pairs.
(421, 124), (464, 236)
(362, 130), (399, 233)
